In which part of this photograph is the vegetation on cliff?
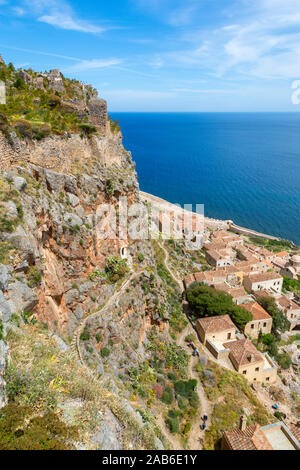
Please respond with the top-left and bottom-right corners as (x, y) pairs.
(0, 61), (98, 138)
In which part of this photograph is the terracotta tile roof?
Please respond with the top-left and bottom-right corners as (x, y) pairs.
(275, 251), (289, 258)
(246, 272), (283, 283)
(278, 296), (300, 311)
(241, 302), (271, 321)
(223, 338), (263, 366)
(223, 424), (273, 450)
(253, 289), (275, 300)
(290, 425), (300, 443)
(197, 314), (236, 334)
(183, 274), (196, 288)
(214, 283), (247, 299)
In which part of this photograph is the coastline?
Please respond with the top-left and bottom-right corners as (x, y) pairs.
(140, 191), (299, 248)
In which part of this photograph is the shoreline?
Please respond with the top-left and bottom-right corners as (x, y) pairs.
(140, 191), (299, 249)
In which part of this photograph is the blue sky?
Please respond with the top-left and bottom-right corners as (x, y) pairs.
(0, 0), (300, 111)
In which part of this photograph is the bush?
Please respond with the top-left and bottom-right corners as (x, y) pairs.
(137, 252), (145, 263)
(0, 321), (4, 341)
(174, 379), (197, 397)
(161, 387), (173, 405)
(78, 123), (97, 136)
(105, 256), (129, 283)
(165, 417), (179, 434)
(167, 372), (177, 382)
(101, 347), (110, 358)
(277, 353), (292, 370)
(26, 266), (42, 287)
(80, 327), (90, 341)
(178, 397), (189, 410)
(168, 409), (182, 419)
(0, 404), (77, 450)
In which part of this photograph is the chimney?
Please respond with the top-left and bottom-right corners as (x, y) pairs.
(240, 415), (247, 432)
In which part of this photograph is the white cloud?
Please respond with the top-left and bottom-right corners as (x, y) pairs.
(22, 0), (105, 34)
(170, 0), (300, 80)
(38, 13), (104, 33)
(66, 58), (122, 72)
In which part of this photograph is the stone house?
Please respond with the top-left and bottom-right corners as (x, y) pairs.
(242, 302), (273, 339)
(223, 338), (277, 384)
(243, 272), (283, 294)
(196, 315), (236, 345)
(277, 296), (300, 331)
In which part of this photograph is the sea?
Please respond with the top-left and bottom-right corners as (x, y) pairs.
(110, 112), (300, 245)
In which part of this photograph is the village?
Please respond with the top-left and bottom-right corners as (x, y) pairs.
(181, 226), (300, 450)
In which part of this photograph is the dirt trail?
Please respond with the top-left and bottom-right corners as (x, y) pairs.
(159, 242), (213, 450)
(71, 269), (144, 364)
(177, 325), (212, 450)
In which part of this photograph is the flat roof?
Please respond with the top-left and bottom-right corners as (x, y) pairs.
(263, 423), (300, 450)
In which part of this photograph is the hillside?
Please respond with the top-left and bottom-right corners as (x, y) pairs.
(0, 57), (292, 451)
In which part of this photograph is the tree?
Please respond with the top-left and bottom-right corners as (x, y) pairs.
(186, 284), (252, 330)
(257, 297), (290, 333)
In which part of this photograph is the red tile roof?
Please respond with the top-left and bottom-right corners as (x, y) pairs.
(196, 314), (236, 334)
(223, 338), (263, 366)
(241, 302), (272, 321)
(223, 424), (273, 450)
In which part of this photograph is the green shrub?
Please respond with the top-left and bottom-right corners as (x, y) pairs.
(167, 372), (177, 382)
(174, 379), (197, 397)
(165, 417), (179, 434)
(78, 123), (97, 136)
(168, 409), (182, 419)
(0, 321), (4, 341)
(161, 387), (173, 405)
(95, 333), (102, 343)
(258, 297), (290, 332)
(105, 256), (129, 283)
(178, 396), (189, 409)
(26, 266), (42, 287)
(137, 252), (145, 263)
(101, 347), (110, 358)
(80, 327), (90, 341)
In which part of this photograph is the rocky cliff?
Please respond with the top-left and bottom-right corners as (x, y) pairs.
(0, 57), (187, 450)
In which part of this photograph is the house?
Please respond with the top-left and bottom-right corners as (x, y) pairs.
(242, 302), (273, 339)
(223, 338), (278, 383)
(213, 283), (250, 305)
(243, 272), (283, 294)
(205, 248), (236, 268)
(222, 416), (300, 450)
(223, 338), (277, 384)
(281, 255), (300, 280)
(196, 314), (236, 345)
(277, 296), (300, 331)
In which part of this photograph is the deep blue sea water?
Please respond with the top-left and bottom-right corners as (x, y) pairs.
(111, 113), (300, 245)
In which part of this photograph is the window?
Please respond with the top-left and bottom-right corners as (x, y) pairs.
(251, 324), (254, 329)
(227, 333), (231, 340)
(263, 322), (267, 327)
(255, 367), (259, 372)
(243, 370), (247, 375)
(266, 377), (270, 382)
